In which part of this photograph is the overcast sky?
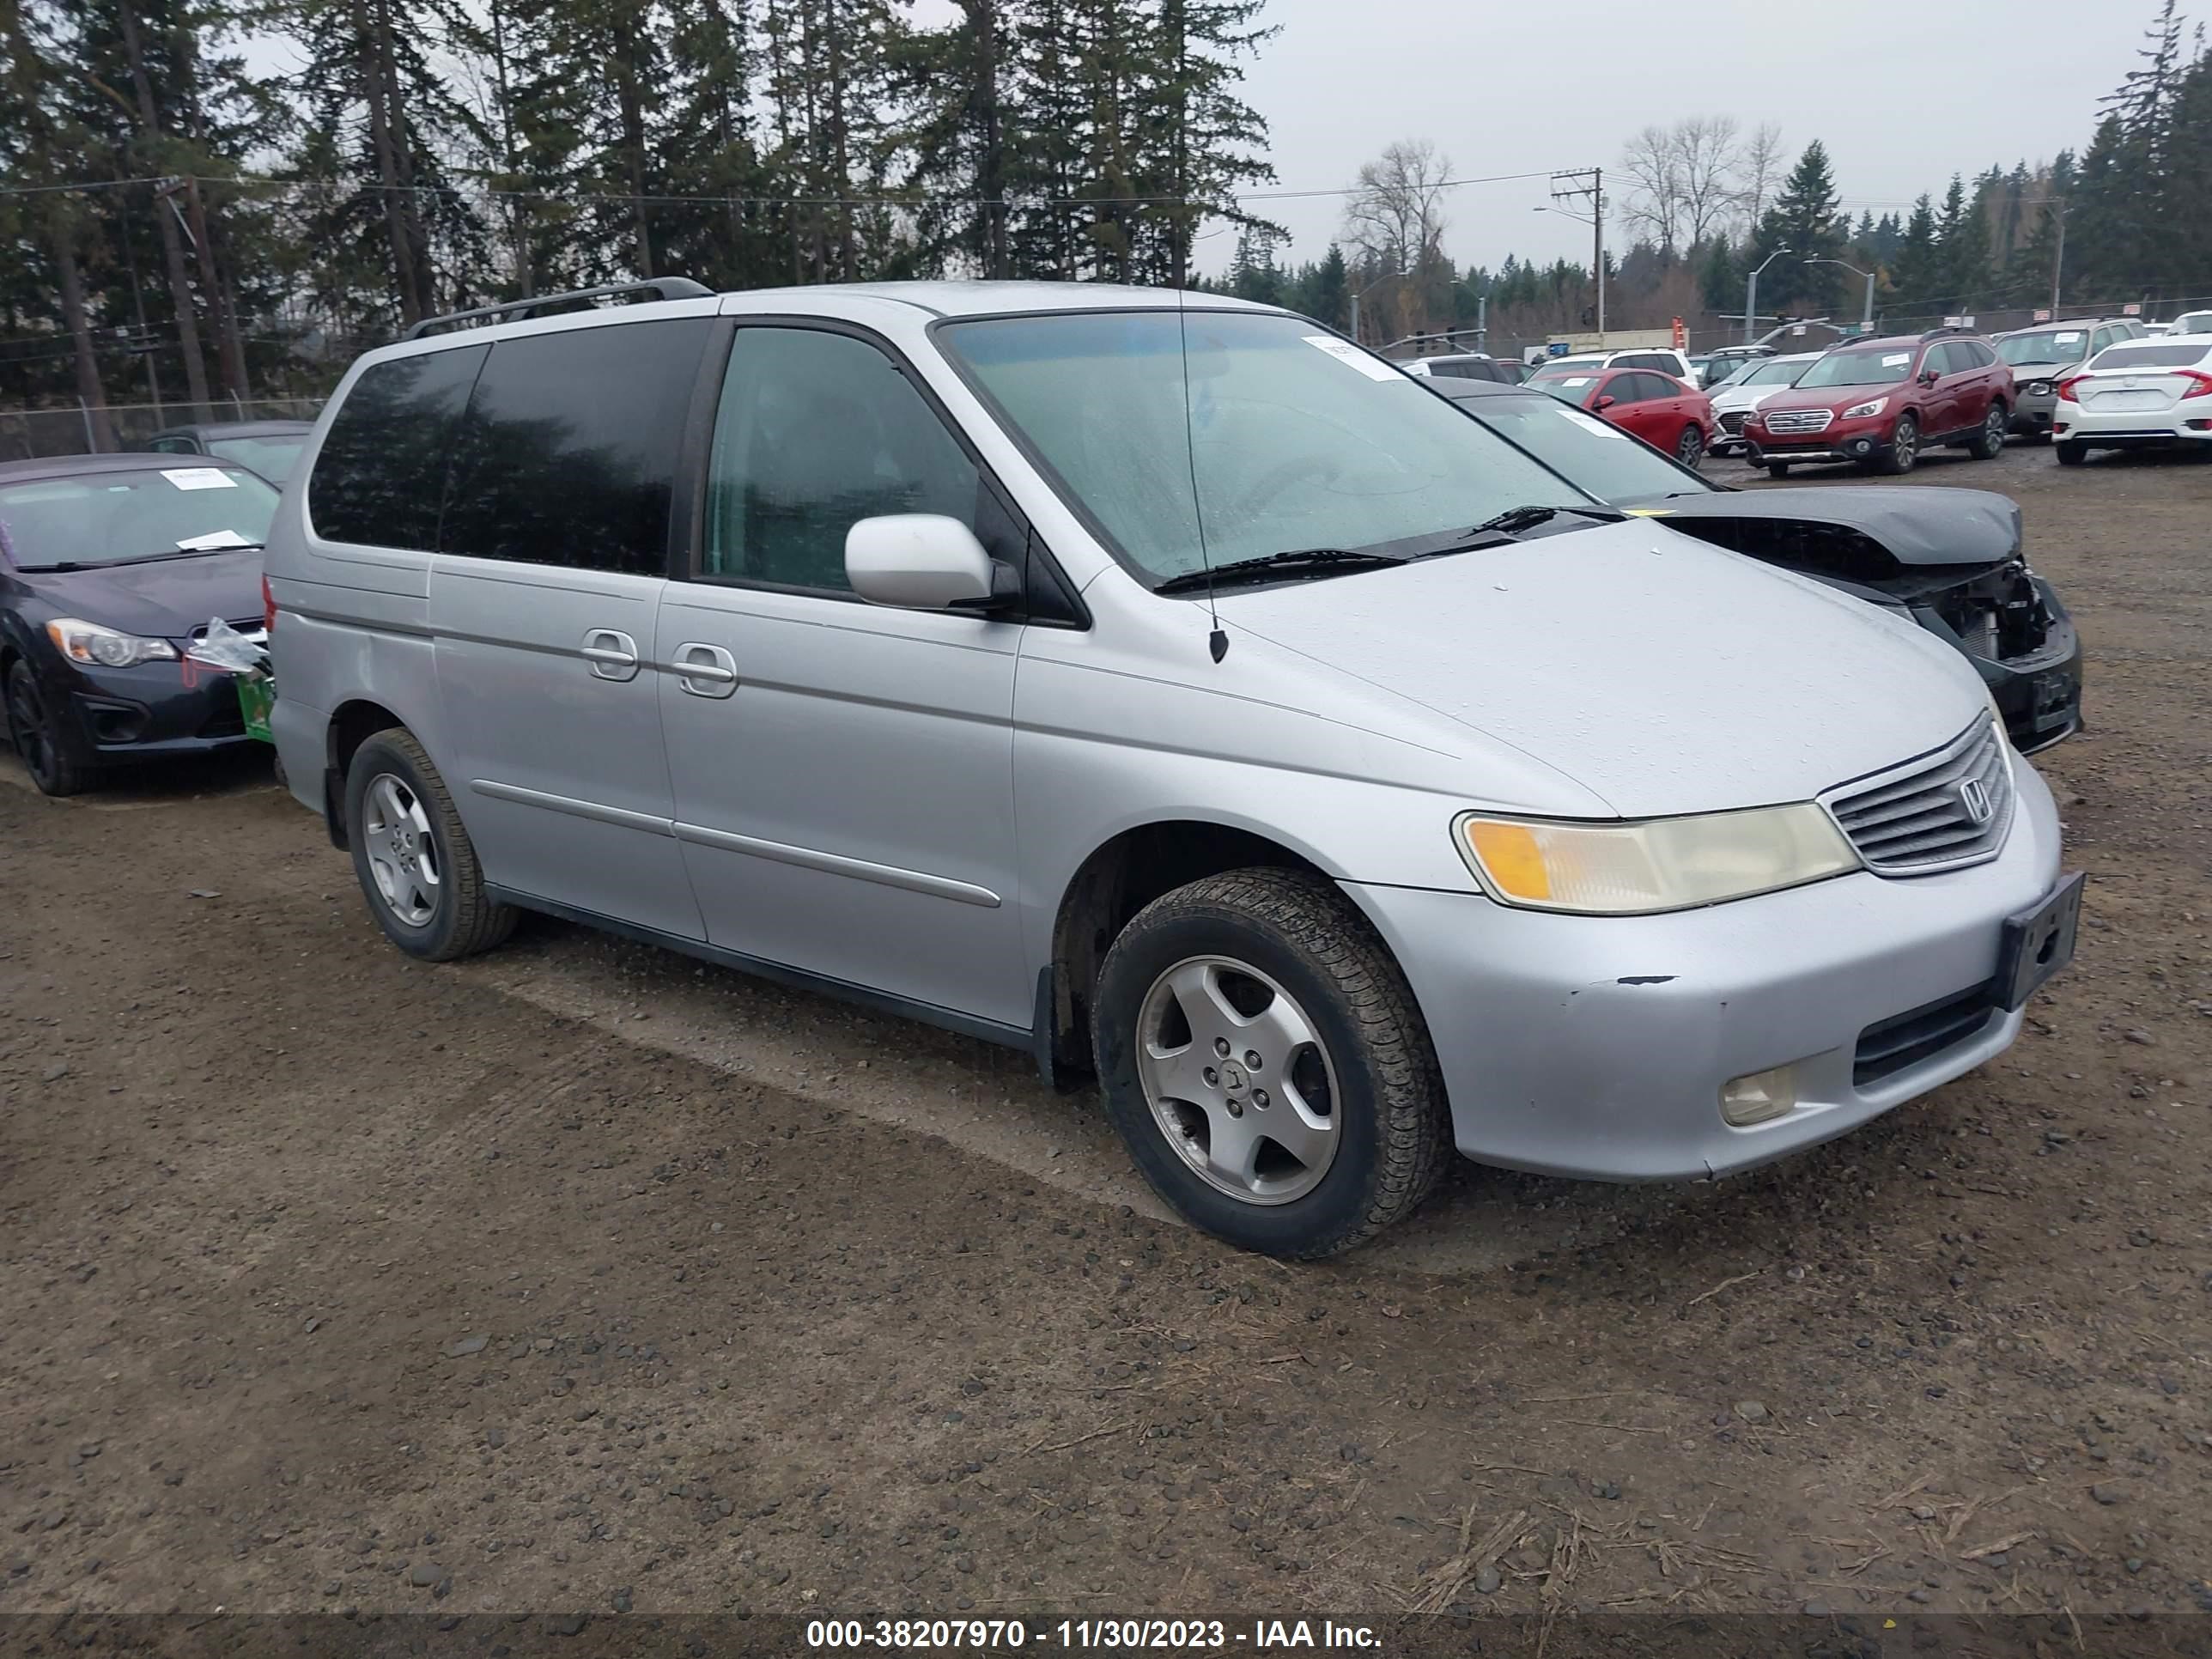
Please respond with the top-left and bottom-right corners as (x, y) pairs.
(1209, 0), (2197, 275)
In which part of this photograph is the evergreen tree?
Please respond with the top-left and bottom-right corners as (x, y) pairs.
(1887, 194), (1941, 312)
(1933, 174), (1990, 312)
(1754, 140), (1844, 312)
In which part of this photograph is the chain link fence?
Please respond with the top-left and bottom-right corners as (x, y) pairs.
(0, 398), (325, 465)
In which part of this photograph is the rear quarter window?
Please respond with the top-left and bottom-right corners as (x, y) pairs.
(309, 345), (489, 550)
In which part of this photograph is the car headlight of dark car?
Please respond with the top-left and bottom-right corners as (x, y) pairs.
(2026, 380), (2051, 396)
(46, 617), (180, 669)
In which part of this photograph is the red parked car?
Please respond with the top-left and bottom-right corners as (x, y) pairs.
(1740, 330), (2012, 477)
(1528, 364), (1717, 465)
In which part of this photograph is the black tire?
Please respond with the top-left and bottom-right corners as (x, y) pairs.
(1675, 426), (1705, 467)
(343, 726), (516, 962)
(4, 659), (94, 797)
(1878, 412), (1920, 476)
(1765, 461), (1790, 478)
(1967, 400), (2007, 459)
(1091, 867), (1451, 1259)
(2055, 440), (2088, 466)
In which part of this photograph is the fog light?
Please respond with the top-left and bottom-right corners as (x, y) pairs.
(1721, 1065), (1797, 1127)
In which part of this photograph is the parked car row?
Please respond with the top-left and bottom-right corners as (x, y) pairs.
(6, 280), (2087, 1263)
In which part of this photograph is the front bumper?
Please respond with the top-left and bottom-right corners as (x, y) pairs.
(1966, 580), (2081, 754)
(1744, 412), (1895, 466)
(1341, 762), (2065, 1182)
(34, 651), (256, 766)
(2010, 385), (2058, 433)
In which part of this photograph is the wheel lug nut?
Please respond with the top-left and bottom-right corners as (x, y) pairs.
(1202, 1067), (1218, 1087)
(1244, 1050), (1262, 1070)
(1225, 1098), (1243, 1118)
(1213, 1037), (1231, 1057)
(1254, 1090), (1270, 1109)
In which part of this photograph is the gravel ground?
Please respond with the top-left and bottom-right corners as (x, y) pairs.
(1, 441), (2207, 1632)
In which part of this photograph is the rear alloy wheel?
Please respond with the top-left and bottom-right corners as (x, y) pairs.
(4, 659), (92, 797)
(2055, 440), (2088, 466)
(1878, 413), (1920, 476)
(1675, 426), (1706, 466)
(1968, 400), (2008, 459)
(1093, 868), (1450, 1259)
(344, 726), (516, 961)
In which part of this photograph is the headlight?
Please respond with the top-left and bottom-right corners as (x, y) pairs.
(1454, 804), (1861, 915)
(1841, 397), (1888, 419)
(2026, 380), (2051, 395)
(46, 617), (179, 669)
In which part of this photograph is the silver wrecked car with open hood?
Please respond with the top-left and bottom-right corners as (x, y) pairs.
(266, 283), (2082, 1258)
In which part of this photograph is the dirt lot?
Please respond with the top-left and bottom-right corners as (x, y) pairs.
(2, 442), (2209, 1636)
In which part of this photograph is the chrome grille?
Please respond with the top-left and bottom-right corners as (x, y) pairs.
(1718, 411), (1748, 434)
(1825, 718), (2014, 874)
(1763, 409), (1834, 435)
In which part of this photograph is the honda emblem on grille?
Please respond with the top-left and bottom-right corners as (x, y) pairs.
(1959, 778), (1994, 824)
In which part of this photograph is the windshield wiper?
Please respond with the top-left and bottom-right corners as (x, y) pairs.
(1154, 547), (1407, 594)
(1467, 503), (1627, 536)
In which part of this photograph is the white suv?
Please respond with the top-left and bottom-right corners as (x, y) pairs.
(1537, 346), (1698, 386)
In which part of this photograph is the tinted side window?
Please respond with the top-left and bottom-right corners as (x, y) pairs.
(1964, 341), (1996, 368)
(439, 319), (708, 576)
(702, 327), (984, 593)
(310, 346), (488, 550)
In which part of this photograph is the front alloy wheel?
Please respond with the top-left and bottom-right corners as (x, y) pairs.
(4, 660), (89, 797)
(1136, 956), (1341, 1205)
(1881, 413), (1921, 475)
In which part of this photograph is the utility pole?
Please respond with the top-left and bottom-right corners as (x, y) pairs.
(1745, 246), (1793, 347)
(1549, 168), (1605, 342)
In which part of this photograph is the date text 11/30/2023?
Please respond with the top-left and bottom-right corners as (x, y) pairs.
(804, 1618), (1385, 1650)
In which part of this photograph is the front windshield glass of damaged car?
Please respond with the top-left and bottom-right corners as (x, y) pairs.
(937, 310), (1595, 583)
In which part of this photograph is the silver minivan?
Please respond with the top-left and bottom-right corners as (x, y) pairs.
(264, 280), (2082, 1258)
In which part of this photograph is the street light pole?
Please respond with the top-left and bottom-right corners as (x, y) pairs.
(1746, 246), (1792, 347)
(1347, 269), (1399, 347)
(1803, 258), (1875, 331)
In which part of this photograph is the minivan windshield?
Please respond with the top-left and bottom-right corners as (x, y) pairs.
(937, 310), (1599, 583)
(0, 465), (277, 571)
(1795, 348), (1917, 389)
(1455, 394), (1717, 505)
(206, 434), (307, 483)
(1996, 330), (2089, 366)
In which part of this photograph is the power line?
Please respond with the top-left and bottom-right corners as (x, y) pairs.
(0, 166), (1571, 212)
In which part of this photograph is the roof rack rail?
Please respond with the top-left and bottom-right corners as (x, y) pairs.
(404, 277), (714, 341)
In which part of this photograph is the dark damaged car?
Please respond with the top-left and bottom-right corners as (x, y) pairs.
(1429, 378), (2081, 752)
(1, 453), (276, 795)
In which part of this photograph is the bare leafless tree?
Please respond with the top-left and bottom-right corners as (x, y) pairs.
(1735, 121), (1788, 231)
(1618, 125), (1684, 253)
(1675, 114), (1742, 246)
(1340, 138), (1453, 337)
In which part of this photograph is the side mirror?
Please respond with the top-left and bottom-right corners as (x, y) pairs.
(846, 514), (1016, 613)
(1591, 394), (1617, 411)
(1917, 368), (1941, 386)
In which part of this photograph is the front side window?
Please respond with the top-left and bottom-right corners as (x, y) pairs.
(310, 345), (488, 550)
(440, 318), (710, 576)
(703, 326), (983, 592)
(0, 466), (278, 572)
(938, 309), (1595, 584)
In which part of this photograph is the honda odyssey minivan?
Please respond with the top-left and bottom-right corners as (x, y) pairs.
(264, 279), (2081, 1258)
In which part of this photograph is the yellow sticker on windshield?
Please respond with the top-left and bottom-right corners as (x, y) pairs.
(1622, 508), (1677, 517)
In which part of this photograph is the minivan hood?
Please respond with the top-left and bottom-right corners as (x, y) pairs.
(17, 548), (263, 640)
(1218, 520), (1982, 819)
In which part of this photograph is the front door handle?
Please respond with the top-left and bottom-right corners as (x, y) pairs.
(673, 641), (738, 699)
(581, 628), (640, 683)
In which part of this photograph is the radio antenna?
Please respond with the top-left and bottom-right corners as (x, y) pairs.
(1176, 269), (1228, 663)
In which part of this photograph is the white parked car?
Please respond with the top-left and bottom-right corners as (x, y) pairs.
(2051, 336), (2212, 463)
(1537, 346), (1698, 386)
(2163, 309), (2212, 337)
(1706, 352), (1820, 455)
